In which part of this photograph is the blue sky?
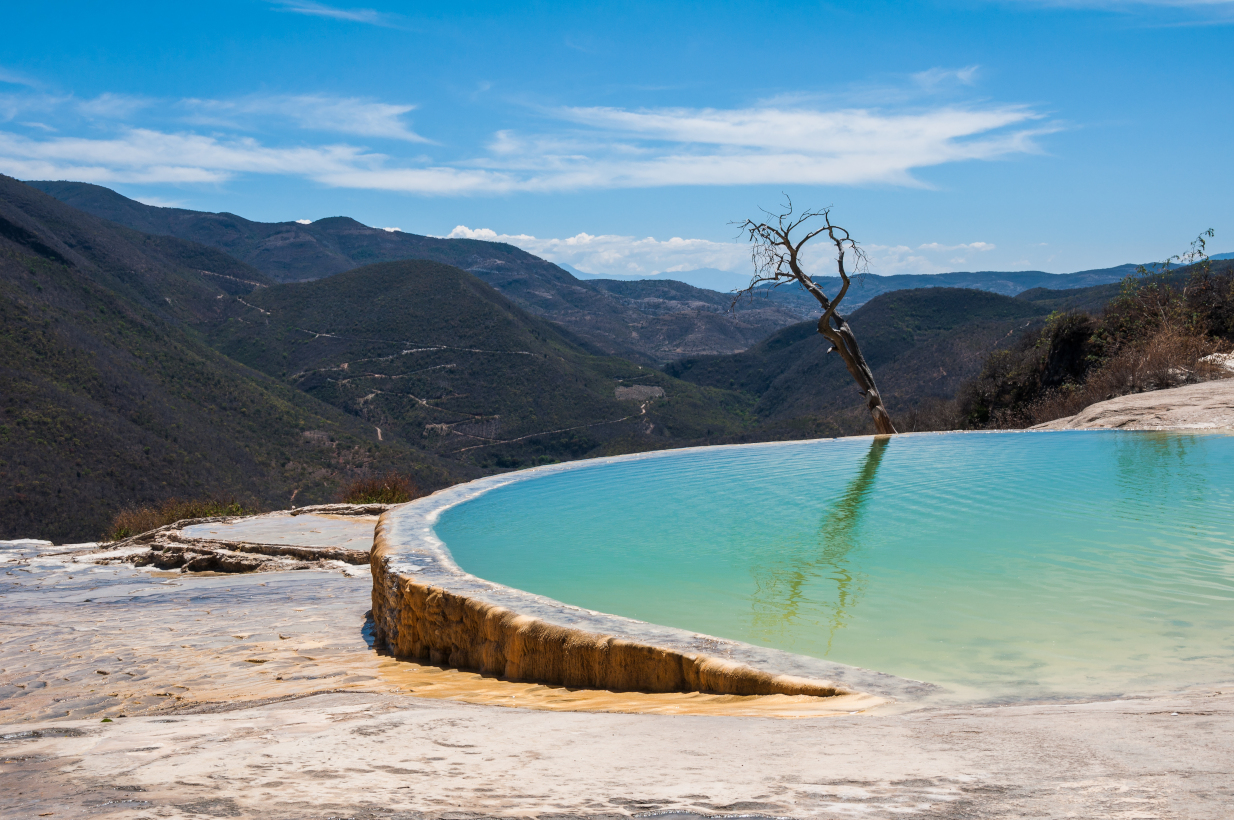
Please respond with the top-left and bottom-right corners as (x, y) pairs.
(3, 1), (1232, 282)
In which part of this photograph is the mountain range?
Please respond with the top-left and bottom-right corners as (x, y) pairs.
(27, 182), (803, 365)
(27, 181), (1149, 360)
(0, 176), (754, 539)
(567, 263), (1143, 308)
(0, 176), (460, 541)
(206, 258), (753, 469)
(665, 285), (1104, 437)
(5, 177), (1151, 540)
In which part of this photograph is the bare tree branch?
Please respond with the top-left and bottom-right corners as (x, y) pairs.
(731, 198), (896, 435)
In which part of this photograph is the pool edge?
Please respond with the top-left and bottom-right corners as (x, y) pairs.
(368, 441), (936, 702)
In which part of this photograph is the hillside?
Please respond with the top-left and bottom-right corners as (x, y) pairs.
(757, 265), (1138, 314)
(30, 181), (1148, 364)
(666, 288), (1055, 436)
(4, 175), (1153, 539)
(205, 259), (754, 469)
(26, 181), (803, 364)
(0, 175), (455, 541)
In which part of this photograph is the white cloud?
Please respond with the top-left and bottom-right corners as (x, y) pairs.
(918, 241), (996, 252)
(445, 226), (748, 276)
(132, 195), (186, 208)
(1005, 0), (1232, 5)
(862, 242), (1001, 274)
(77, 93), (153, 120)
(543, 104), (1046, 189)
(1, 89), (429, 142)
(295, 218), (313, 224)
(444, 226), (1002, 277)
(270, 1), (401, 26)
(183, 95), (430, 142)
(996, 0), (1234, 18)
(0, 94), (1056, 194)
(428, 103), (1050, 192)
(381, 226), (401, 232)
(0, 67), (39, 88)
(912, 66), (980, 90)
(0, 128), (384, 184)
(0, 92), (66, 123)
(318, 166), (519, 194)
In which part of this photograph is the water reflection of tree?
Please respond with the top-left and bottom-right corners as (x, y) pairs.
(1114, 432), (1205, 520)
(748, 436), (888, 653)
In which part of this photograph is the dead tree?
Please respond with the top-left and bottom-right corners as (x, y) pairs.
(736, 202), (897, 435)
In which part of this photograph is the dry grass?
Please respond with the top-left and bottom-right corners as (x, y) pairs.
(105, 498), (257, 541)
(995, 326), (1231, 428)
(339, 472), (422, 505)
(895, 398), (966, 433)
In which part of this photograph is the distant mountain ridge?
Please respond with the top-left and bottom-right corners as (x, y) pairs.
(25, 181), (803, 364)
(0, 175), (456, 541)
(0, 177), (759, 538)
(1, 177), (1172, 541)
(571, 264), (1141, 305)
(207, 258), (755, 469)
(664, 281), (1136, 437)
(26, 180), (1151, 359)
(741, 265), (1139, 314)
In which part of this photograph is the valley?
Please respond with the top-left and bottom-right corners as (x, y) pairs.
(3, 176), (1146, 540)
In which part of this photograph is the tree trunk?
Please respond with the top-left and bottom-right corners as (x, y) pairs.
(818, 314), (898, 435)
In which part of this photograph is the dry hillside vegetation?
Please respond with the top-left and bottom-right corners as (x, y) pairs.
(106, 498), (258, 540)
(955, 260), (1234, 428)
(0, 175), (451, 542)
(340, 472), (422, 504)
(26, 181), (807, 364)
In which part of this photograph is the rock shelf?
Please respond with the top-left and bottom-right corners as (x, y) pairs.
(1033, 377), (1234, 431)
(370, 454), (929, 702)
(88, 504), (388, 574)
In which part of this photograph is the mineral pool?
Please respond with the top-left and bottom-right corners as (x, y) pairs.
(434, 431), (1234, 702)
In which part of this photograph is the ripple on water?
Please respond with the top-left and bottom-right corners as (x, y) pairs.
(434, 431), (1234, 703)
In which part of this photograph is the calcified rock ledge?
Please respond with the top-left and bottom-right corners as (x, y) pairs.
(93, 503), (391, 573)
(370, 447), (931, 701)
(1032, 377), (1234, 431)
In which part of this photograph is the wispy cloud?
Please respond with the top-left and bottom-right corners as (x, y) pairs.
(0, 92), (65, 123)
(3, 92), (154, 123)
(1006, 0), (1233, 6)
(0, 96), (1056, 194)
(912, 66), (980, 91)
(0, 90), (428, 142)
(527, 104), (1048, 189)
(0, 67), (39, 88)
(915, 241), (997, 265)
(132, 194), (187, 208)
(456, 103), (1050, 192)
(444, 226), (1001, 277)
(446, 226), (749, 275)
(996, 0), (1234, 21)
(846, 242), (1002, 274)
(78, 93), (153, 120)
(0, 128), (384, 184)
(918, 241), (996, 252)
(270, 0), (402, 27)
(183, 95), (430, 142)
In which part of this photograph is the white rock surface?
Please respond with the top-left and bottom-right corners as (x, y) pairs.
(4, 495), (1233, 818)
(1033, 377), (1234, 431)
(4, 687), (1232, 818)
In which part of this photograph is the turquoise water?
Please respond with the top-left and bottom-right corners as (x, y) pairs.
(435, 432), (1234, 702)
